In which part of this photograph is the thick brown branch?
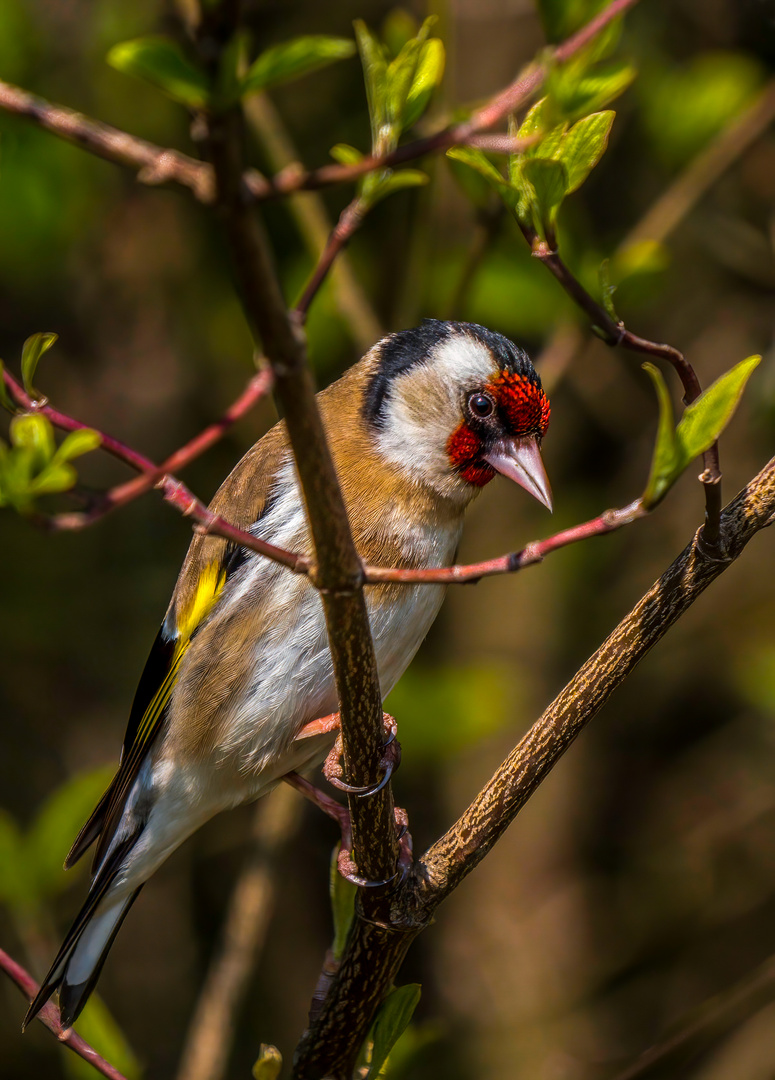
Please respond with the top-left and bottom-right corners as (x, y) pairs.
(0, 947), (129, 1080)
(293, 456), (775, 1078)
(416, 456), (775, 903)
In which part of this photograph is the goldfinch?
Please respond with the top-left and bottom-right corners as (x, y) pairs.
(25, 319), (551, 1029)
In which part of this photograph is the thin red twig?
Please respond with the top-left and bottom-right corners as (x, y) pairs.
(0, 947), (129, 1080)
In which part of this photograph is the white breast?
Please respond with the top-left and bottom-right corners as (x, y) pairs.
(190, 457), (461, 796)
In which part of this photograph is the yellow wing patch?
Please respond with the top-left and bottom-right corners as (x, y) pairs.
(176, 561), (227, 643)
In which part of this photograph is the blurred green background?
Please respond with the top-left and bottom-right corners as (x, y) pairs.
(3, 1), (775, 1078)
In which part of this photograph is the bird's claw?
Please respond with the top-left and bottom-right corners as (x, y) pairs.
(324, 714), (401, 798)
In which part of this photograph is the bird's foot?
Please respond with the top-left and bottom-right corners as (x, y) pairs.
(283, 771), (412, 888)
(324, 713), (401, 797)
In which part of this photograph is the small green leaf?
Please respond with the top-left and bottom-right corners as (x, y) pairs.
(52, 427), (102, 465)
(242, 35), (355, 96)
(642, 363), (679, 508)
(642, 355), (761, 509)
(599, 259), (618, 322)
(107, 36), (211, 109)
(21, 332), (57, 399)
(355, 20), (390, 151)
(402, 37), (445, 129)
(365, 169), (428, 206)
(0, 361), (16, 413)
(446, 146), (506, 191)
(369, 985), (422, 1078)
(558, 110), (614, 192)
(521, 157), (568, 238)
(252, 1045), (282, 1080)
(675, 355), (761, 469)
(10, 413), (55, 469)
(330, 143), (364, 166)
(381, 9), (419, 58)
(27, 462), (77, 496)
(550, 58), (635, 121)
(517, 98), (566, 161)
(329, 846), (357, 961)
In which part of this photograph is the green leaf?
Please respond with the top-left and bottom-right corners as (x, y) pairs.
(329, 846), (357, 961)
(536, 0), (612, 43)
(369, 985), (422, 1078)
(252, 1045), (282, 1080)
(0, 361), (16, 413)
(10, 413), (55, 469)
(107, 36), (211, 109)
(21, 331), (57, 399)
(517, 98), (566, 160)
(355, 20), (390, 151)
(381, 9), (419, 58)
(26, 462), (77, 496)
(52, 427), (102, 465)
(642, 363), (679, 508)
(242, 35), (355, 96)
(642, 355), (761, 508)
(521, 157), (568, 238)
(558, 110), (614, 192)
(365, 169), (428, 206)
(550, 58), (635, 121)
(675, 355), (761, 469)
(330, 142), (364, 166)
(402, 37), (445, 130)
(27, 766), (115, 899)
(64, 995), (142, 1080)
(446, 146), (506, 191)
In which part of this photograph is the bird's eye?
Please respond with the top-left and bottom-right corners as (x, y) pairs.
(468, 393), (494, 418)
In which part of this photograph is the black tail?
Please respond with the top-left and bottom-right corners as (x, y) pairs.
(23, 835), (139, 1030)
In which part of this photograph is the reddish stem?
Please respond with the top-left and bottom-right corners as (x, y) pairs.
(293, 199), (366, 322)
(0, 947), (129, 1080)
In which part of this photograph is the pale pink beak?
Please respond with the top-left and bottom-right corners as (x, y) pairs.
(484, 436), (553, 512)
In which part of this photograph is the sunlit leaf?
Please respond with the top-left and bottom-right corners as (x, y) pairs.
(242, 36), (355, 96)
(355, 20), (390, 151)
(521, 157), (567, 238)
(10, 413), (55, 469)
(403, 37), (445, 129)
(366, 169), (428, 206)
(550, 58), (635, 121)
(329, 845), (357, 961)
(559, 110), (614, 192)
(517, 98), (566, 161)
(675, 355), (761, 469)
(52, 427), (102, 465)
(368, 984), (422, 1078)
(446, 146), (506, 190)
(642, 355), (761, 508)
(107, 36), (211, 109)
(26, 462), (77, 496)
(21, 331), (57, 399)
(642, 363), (678, 508)
(330, 143), (364, 166)
(252, 1045), (282, 1080)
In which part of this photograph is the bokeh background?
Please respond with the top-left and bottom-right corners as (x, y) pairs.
(3, 1), (775, 1078)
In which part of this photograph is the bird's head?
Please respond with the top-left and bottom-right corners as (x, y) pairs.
(362, 320), (552, 510)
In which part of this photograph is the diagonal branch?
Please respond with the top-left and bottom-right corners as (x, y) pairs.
(292, 455), (775, 1079)
(0, 947), (129, 1080)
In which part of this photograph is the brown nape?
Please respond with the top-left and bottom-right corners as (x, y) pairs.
(318, 356), (465, 575)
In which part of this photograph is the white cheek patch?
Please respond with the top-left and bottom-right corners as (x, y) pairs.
(375, 333), (497, 498)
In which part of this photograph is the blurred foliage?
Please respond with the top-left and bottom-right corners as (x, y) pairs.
(1, 1), (775, 1079)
